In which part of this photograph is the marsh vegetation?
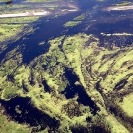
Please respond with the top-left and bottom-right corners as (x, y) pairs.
(0, 0), (133, 133)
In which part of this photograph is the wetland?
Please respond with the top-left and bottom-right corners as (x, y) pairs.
(1, 0), (133, 133)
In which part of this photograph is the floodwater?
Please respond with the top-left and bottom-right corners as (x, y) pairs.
(0, 96), (60, 131)
(1, 0), (133, 130)
(1, 0), (133, 63)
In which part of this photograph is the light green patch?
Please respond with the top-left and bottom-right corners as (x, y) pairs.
(0, 16), (39, 43)
(73, 14), (85, 21)
(64, 21), (81, 27)
(114, 1), (131, 6)
(0, 109), (30, 133)
(118, 93), (133, 117)
(1, 28), (133, 132)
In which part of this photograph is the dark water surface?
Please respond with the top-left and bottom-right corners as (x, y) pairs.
(1, 0), (133, 130)
(1, 0), (133, 63)
(0, 96), (60, 132)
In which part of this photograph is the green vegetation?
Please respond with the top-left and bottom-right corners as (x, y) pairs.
(118, 93), (133, 116)
(0, 105), (30, 133)
(64, 14), (86, 27)
(64, 21), (81, 27)
(0, 15), (39, 53)
(1, 31), (133, 132)
(0, 24), (22, 42)
(1, 1), (133, 132)
(114, 1), (131, 6)
(0, 0), (11, 2)
(73, 14), (85, 21)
